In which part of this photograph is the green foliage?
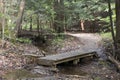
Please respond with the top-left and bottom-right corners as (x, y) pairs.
(42, 26), (55, 33)
(0, 0), (113, 41)
(16, 38), (32, 43)
(63, 0), (108, 27)
(51, 35), (64, 47)
(0, 0), (20, 40)
(25, 0), (109, 31)
(101, 32), (112, 40)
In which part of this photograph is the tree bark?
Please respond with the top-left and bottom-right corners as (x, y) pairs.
(30, 16), (32, 31)
(116, 0), (120, 41)
(80, 20), (85, 31)
(53, 0), (64, 33)
(115, 0), (120, 60)
(108, 56), (120, 71)
(15, 0), (25, 36)
(37, 14), (40, 35)
(0, 0), (5, 40)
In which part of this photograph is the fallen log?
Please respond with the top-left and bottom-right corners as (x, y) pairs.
(108, 56), (120, 71)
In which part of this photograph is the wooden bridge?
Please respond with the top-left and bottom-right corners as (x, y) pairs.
(38, 49), (98, 67)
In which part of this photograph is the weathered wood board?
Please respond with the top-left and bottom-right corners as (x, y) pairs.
(38, 49), (97, 66)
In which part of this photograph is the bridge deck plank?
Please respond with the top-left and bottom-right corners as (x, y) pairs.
(38, 49), (97, 66)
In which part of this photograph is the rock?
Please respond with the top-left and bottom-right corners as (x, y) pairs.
(32, 66), (58, 75)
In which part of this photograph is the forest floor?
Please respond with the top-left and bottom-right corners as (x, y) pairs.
(0, 33), (120, 80)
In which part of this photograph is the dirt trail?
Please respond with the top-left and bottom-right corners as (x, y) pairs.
(66, 33), (103, 56)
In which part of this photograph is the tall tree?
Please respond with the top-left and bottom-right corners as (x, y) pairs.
(115, 0), (120, 60)
(0, 0), (5, 40)
(53, 0), (64, 33)
(15, 0), (25, 36)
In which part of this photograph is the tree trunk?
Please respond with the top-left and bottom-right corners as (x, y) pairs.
(115, 0), (120, 60)
(80, 20), (85, 31)
(37, 14), (40, 35)
(0, 0), (5, 39)
(53, 0), (64, 33)
(30, 16), (32, 31)
(0, 0), (6, 47)
(15, 0), (25, 36)
(108, 56), (120, 71)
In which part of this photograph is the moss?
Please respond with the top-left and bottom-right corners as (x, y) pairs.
(94, 77), (101, 80)
(100, 32), (112, 40)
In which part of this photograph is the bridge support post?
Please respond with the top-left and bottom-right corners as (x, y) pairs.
(51, 64), (59, 72)
(73, 59), (80, 65)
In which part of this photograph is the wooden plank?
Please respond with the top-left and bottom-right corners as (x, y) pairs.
(39, 49), (96, 60)
(38, 49), (97, 66)
(54, 53), (95, 65)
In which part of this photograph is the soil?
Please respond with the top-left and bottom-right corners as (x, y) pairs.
(0, 33), (120, 80)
